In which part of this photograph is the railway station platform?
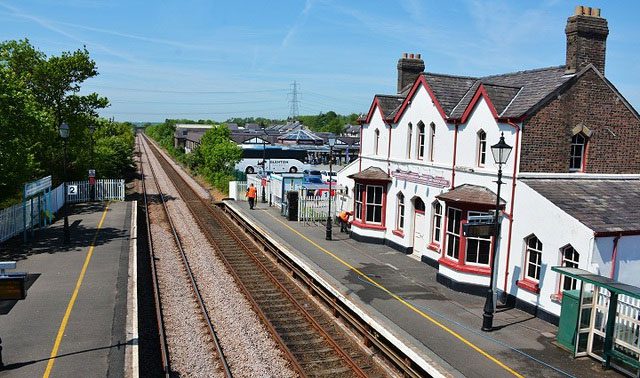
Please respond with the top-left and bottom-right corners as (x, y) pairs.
(224, 200), (619, 378)
(0, 201), (135, 378)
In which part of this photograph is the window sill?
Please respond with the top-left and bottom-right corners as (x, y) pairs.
(392, 229), (404, 238)
(516, 279), (540, 294)
(351, 220), (386, 231)
(550, 293), (562, 303)
(438, 257), (491, 275)
(427, 242), (440, 252)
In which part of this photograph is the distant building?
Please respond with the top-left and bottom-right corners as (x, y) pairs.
(174, 124), (214, 149)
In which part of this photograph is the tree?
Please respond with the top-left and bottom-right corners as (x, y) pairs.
(197, 126), (242, 192)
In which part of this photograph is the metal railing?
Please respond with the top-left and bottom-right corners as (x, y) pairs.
(297, 188), (348, 225)
(66, 179), (125, 203)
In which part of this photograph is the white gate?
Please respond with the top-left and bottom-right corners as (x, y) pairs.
(66, 179), (125, 203)
(298, 188), (347, 225)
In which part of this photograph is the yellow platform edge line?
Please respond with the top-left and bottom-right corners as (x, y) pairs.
(265, 211), (524, 378)
(42, 203), (111, 378)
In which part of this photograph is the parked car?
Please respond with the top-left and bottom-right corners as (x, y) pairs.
(320, 170), (337, 183)
(303, 169), (323, 184)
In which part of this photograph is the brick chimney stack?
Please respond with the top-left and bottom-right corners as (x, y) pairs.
(397, 53), (425, 94)
(565, 5), (609, 75)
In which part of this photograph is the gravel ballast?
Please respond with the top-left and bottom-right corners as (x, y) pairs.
(141, 136), (296, 378)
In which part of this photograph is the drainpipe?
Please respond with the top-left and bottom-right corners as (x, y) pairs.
(358, 122), (363, 172)
(451, 122), (459, 188)
(502, 120), (520, 296)
(610, 234), (621, 279)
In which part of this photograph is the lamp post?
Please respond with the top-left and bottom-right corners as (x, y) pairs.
(482, 132), (512, 332)
(60, 122), (70, 244)
(89, 124), (96, 201)
(325, 137), (336, 240)
(261, 128), (267, 203)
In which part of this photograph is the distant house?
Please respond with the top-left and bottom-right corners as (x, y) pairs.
(174, 124), (214, 150)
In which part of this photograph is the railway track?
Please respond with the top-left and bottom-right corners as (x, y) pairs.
(139, 135), (232, 377)
(143, 134), (392, 377)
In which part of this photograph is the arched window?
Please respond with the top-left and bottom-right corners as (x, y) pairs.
(431, 201), (443, 244)
(561, 246), (579, 291)
(374, 129), (380, 155)
(428, 122), (436, 162)
(417, 122), (425, 159)
(446, 207), (462, 260)
(477, 130), (487, 167)
(396, 193), (405, 230)
(407, 123), (413, 159)
(525, 235), (543, 282)
(570, 133), (587, 172)
(414, 197), (425, 213)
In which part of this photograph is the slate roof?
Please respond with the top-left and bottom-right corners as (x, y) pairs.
(423, 73), (477, 116)
(375, 95), (405, 119)
(348, 167), (391, 181)
(522, 179), (640, 235)
(414, 66), (575, 120)
(436, 184), (505, 208)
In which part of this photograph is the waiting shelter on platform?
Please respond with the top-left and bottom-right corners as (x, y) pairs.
(554, 266), (640, 376)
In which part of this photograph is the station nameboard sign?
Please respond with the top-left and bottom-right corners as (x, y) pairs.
(391, 170), (450, 188)
(24, 175), (52, 198)
(0, 275), (27, 300)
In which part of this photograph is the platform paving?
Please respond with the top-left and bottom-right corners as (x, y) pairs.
(225, 200), (620, 378)
(0, 201), (132, 378)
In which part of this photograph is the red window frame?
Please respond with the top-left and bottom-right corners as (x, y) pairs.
(351, 180), (387, 230)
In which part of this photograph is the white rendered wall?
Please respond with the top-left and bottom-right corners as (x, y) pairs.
(509, 182), (594, 316)
(592, 235), (640, 287)
(390, 85), (453, 167)
(361, 106), (389, 158)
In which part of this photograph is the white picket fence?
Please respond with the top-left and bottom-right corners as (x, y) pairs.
(298, 188), (348, 224)
(0, 179), (124, 244)
(66, 179), (125, 203)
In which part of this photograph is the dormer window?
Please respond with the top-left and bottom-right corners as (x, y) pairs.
(477, 130), (487, 167)
(570, 133), (587, 172)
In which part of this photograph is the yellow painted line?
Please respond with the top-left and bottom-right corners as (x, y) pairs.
(263, 210), (523, 378)
(43, 203), (110, 378)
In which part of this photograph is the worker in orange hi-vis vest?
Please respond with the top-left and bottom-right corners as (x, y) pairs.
(246, 183), (258, 210)
(338, 210), (352, 233)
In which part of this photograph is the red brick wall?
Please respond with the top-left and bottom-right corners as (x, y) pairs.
(520, 69), (640, 174)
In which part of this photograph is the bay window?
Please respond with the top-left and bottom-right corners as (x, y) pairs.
(366, 185), (384, 224)
(465, 211), (491, 265)
(446, 208), (462, 260)
(354, 183), (363, 221)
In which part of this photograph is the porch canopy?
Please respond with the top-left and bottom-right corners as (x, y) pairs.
(552, 266), (640, 371)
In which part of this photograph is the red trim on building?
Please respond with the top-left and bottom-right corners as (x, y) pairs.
(458, 84), (500, 123)
(392, 229), (405, 238)
(427, 242), (440, 252)
(503, 120), (520, 294)
(516, 279), (540, 294)
(610, 234), (621, 279)
(439, 256), (491, 275)
(393, 76), (449, 124)
(351, 220), (386, 231)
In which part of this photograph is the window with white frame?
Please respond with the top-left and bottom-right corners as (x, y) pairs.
(477, 130), (487, 167)
(365, 185), (383, 224)
(561, 246), (579, 291)
(417, 122), (425, 159)
(446, 207), (462, 260)
(465, 211), (491, 265)
(525, 235), (543, 281)
(396, 193), (405, 230)
(374, 129), (380, 155)
(407, 123), (413, 159)
(570, 133), (587, 171)
(428, 122), (436, 162)
(431, 201), (442, 244)
(354, 183), (363, 221)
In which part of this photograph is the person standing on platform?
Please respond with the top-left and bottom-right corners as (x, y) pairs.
(246, 183), (257, 210)
(338, 210), (352, 233)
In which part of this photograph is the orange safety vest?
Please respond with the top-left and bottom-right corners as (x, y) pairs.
(339, 211), (349, 222)
(246, 186), (257, 198)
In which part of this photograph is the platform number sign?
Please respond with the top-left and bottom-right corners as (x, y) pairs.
(67, 184), (78, 196)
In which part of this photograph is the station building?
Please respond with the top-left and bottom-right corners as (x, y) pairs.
(336, 6), (640, 323)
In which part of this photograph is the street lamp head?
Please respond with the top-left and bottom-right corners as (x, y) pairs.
(491, 132), (512, 165)
(59, 122), (70, 139)
(328, 137), (337, 147)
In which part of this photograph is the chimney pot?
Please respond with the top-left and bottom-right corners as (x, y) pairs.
(591, 7), (601, 17)
(402, 52), (408, 58)
(416, 53), (421, 59)
(397, 53), (425, 93)
(575, 5), (583, 15)
(409, 53), (414, 59)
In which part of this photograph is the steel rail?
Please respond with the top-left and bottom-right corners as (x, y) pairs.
(140, 135), (233, 378)
(137, 135), (171, 377)
(144, 135), (372, 377)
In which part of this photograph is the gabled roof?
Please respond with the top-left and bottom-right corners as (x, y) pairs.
(348, 167), (391, 181)
(522, 178), (640, 236)
(364, 95), (405, 124)
(436, 184), (505, 208)
(422, 73), (477, 116)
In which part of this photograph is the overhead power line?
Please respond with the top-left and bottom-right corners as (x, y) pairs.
(87, 85), (288, 94)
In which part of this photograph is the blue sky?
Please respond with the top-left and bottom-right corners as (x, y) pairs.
(1, 0), (639, 122)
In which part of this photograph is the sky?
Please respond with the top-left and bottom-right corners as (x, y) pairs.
(1, 0), (639, 123)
